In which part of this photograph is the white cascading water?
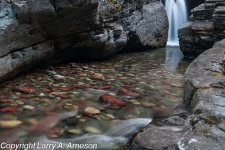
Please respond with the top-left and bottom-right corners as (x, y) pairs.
(165, 0), (187, 46)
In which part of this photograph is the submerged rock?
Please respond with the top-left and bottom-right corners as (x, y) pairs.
(15, 85), (36, 94)
(84, 107), (101, 115)
(0, 120), (22, 129)
(118, 88), (140, 98)
(90, 73), (105, 80)
(99, 95), (127, 107)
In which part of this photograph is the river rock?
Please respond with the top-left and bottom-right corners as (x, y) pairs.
(118, 88), (140, 98)
(85, 127), (101, 134)
(68, 129), (82, 135)
(53, 75), (65, 80)
(99, 95), (127, 107)
(84, 107), (101, 115)
(90, 73), (105, 80)
(0, 106), (18, 113)
(0, 120), (22, 128)
(15, 85), (36, 94)
(0, 0), (168, 82)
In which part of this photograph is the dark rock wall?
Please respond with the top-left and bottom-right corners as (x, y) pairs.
(179, 0), (225, 57)
(186, 0), (205, 16)
(161, 0), (204, 16)
(0, 0), (168, 82)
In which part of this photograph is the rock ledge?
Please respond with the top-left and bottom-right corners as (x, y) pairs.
(132, 39), (225, 150)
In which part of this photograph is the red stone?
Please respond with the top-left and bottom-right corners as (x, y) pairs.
(20, 94), (29, 99)
(161, 85), (171, 90)
(29, 115), (60, 133)
(82, 84), (91, 88)
(0, 106), (18, 113)
(42, 89), (52, 93)
(56, 102), (64, 107)
(51, 88), (58, 92)
(99, 95), (127, 107)
(74, 85), (84, 89)
(45, 106), (56, 111)
(45, 111), (57, 116)
(0, 99), (12, 103)
(82, 111), (96, 119)
(15, 86), (35, 94)
(100, 85), (111, 89)
(74, 84), (91, 89)
(58, 87), (74, 91)
(118, 88), (140, 98)
(0, 92), (10, 98)
(53, 94), (70, 99)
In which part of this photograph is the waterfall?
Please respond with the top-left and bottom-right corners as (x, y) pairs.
(165, 0), (187, 46)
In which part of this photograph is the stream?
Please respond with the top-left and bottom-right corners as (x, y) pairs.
(0, 46), (191, 150)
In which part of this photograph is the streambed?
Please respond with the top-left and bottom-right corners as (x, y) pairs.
(0, 47), (191, 150)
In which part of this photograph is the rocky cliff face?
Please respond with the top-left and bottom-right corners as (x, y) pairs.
(132, 39), (225, 150)
(0, 0), (168, 82)
(179, 0), (225, 57)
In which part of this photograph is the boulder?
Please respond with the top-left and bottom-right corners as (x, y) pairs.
(0, 0), (168, 82)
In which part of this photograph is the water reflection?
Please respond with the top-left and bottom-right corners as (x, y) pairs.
(165, 46), (184, 71)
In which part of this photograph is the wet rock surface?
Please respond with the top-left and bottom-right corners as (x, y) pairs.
(179, 0), (225, 57)
(0, 0), (168, 82)
(132, 39), (225, 150)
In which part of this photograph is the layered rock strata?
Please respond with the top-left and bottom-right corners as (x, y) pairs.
(132, 39), (225, 150)
(179, 0), (225, 57)
(0, 0), (168, 82)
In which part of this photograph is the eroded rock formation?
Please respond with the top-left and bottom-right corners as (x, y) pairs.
(179, 0), (225, 57)
(132, 39), (225, 150)
(0, 0), (168, 82)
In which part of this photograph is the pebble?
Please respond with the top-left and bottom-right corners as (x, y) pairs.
(85, 127), (101, 134)
(0, 114), (17, 120)
(130, 100), (141, 105)
(39, 93), (45, 97)
(108, 93), (116, 96)
(23, 105), (35, 110)
(64, 104), (78, 111)
(79, 118), (87, 122)
(90, 73), (105, 80)
(82, 66), (89, 70)
(84, 107), (100, 115)
(15, 86), (35, 94)
(105, 113), (115, 119)
(15, 100), (24, 105)
(27, 118), (39, 125)
(0, 120), (22, 128)
(47, 70), (57, 75)
(53, 75), (65, 80)
(140, 101), (157, 108)
(68, 129), (82, 134)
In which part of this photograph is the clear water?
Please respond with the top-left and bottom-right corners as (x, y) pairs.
(0, 47), (191, 150)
